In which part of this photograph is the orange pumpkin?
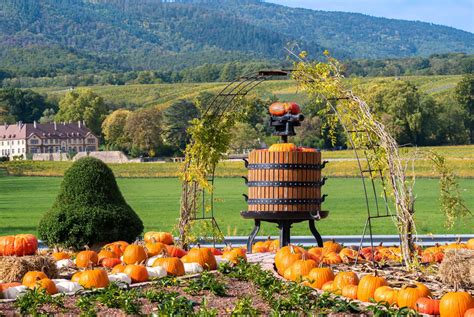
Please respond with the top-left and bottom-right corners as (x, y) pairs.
(374, 286), (399, 305)
(421, 252), (444, 263)
(76, 250), (99, 268)
(283, 258), (317, 281)
(145, 242), (168, 257)
(153, 257), (185, 276)
(357, 275), (388, 302)
(181, 247), (217, 270)
(111, 263), (127, 274)
(103, 241), (128, 257)
(143, 232), (174, 245)
(269, 102), (287, 116)
(275, 245), (306, 276)
(22, 271), (48, 287)
(306, 267), (335, 289)
(222, 248), (247, 264)
(51, 251), (70, 261)
(166, 245), (187, 258)
(398, 285), (425, 309)
(440, 292), (474, 317)
(342, 285), (358, 300)
(71, 271), (83, 283)
(416, 297), (440, 315)
(322, 251), (342, 265)
(268, 240), (280, 252)
(321, 281), (335, 292)
(101, 257), (122, 268)
(323, 240), (342, 253)
(98, 249), (118, 262)
(0, 234), (38, 256)
(268, 143), (298, 152)
(467, 238), (474, 250)
(333, 272), (359, 292)
(298, 147), (317, 153)
(30, 278), (57, 295)
(284, 102), (301, 115)
(339, 248), (358, 263)
(465, 308), (474, 317)
(124, 265), (149, 283)
(77, 269), (109, 289)
(0, 282), (22, 292)
(122, 245), (147, 265)
(409, 282), (431, 298)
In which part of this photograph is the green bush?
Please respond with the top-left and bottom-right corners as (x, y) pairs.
(38, 157), (143, 249)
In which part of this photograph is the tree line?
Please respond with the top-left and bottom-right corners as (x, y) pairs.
(0, 74), (472, 158)
(1, 54), (473, 89)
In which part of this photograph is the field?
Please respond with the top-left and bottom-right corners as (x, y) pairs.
(2, 145), (473, 178)
(33, 75), (462, 108)
(0, 176), (472, 237)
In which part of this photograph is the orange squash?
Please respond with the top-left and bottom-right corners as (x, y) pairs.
(166, 245), (187, 258)
(153, 257), (185, 276)
(222, 248), (247, 264)
(339, 248), (358, 263)
(464, 308), (474, 317)
(103, 241), (128, 257)
(283, 258), (317, 282)
(322, 251), (342, 265)
(122, 245), (147, 265)
(374, 286), (399, 305)
(145, 242), (168, 257)
(323, 240), (342, 253)
(357, 275), (388, 302)
(0, 234), (38, 256)
(0, 282), (22, 292)
(111, 263), (127, 274)
(30, 278), (57, 295)
(181, 247), (217, 270)
(51, 251), (70, 261)
(275, 245), (306, 276)
(416, 297), (440, 315)
(467, 238), (474, 250)
(71, 271), (83, 283)
(321, 281), (335, 292)
(76, 250), (99, 268)
(306, 267), (335, 289)
(143, 232), (174, 245)
(77, 269), (109, 289)
(333, 272), (359, 292)
(440, 292), (474, 317)
(268, 143), (298, 152)
(124, 265), (149, 283)
(342, 284), (358, 300)
(98, 249), (118, 262)
(22, 271), (48, 287)
(100, 257), (122, 268)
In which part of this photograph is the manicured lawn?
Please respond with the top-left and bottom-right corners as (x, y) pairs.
(0, 176), (472, 237)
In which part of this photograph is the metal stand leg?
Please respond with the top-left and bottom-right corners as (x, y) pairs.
(309, 220), (323, 247)
(247, 220), (261, 253)
(278, 221), (292, 248)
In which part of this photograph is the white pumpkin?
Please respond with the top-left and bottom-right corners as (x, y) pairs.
(54, 281), (83, 293)
(56, 259), (75, 269)
(146, 255), (165, 267)
(108, 273), (132, 285)
(3, 285), (28, 299)
(184, 262), (203, 275)
(146, 266), (167, 279)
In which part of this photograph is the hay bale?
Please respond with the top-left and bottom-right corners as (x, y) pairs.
(0, 255), (58, 283)
(438, 249), (474, 290)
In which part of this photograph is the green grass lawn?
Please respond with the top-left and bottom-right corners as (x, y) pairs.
(0, 176), (472, 237)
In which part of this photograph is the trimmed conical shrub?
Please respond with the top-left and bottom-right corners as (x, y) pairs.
(38, 157), (143, 249)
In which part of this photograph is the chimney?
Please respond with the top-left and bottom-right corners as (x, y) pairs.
(18, 121), (22, 128)
(82, 120), (86, 127)
(78, 121), (81, 128)
(54, 122), (57, 130)
(33, 121), (37, 128)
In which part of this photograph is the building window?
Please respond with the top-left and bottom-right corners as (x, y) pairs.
(30, 139), (39, 145)
(44, 139), (48, 145)
(87, 138), (95, 144)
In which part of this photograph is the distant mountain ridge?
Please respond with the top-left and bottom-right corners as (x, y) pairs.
(0, 0), (473, 76)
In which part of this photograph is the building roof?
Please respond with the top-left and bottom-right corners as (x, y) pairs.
(0, 122), (96, 140)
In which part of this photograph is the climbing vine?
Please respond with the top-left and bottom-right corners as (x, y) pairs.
(178, 99), (242, 248)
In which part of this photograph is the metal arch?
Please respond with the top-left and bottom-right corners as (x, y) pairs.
(190, 70), (291, 246)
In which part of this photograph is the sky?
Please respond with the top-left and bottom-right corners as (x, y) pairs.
(266, 0), (474, 33)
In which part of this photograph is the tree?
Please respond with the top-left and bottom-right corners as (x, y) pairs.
(55, 89), (107, 135)
(0, 88), (51, 123)
(124, 107), (163, 157)
(364, 81), (439, 146)
(162, 100), (199, 153)
(102, 109), (131, 150)
(229, 122), (260, 153)
(39, 108), (56, 124)
(38, 157), (144, 249)
(454, 74), (474, 143)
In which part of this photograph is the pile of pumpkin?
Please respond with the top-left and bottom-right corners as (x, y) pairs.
(252, 237), (474, 265)
(0, 232), (247, 300)
(274, 244), (474, 316)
